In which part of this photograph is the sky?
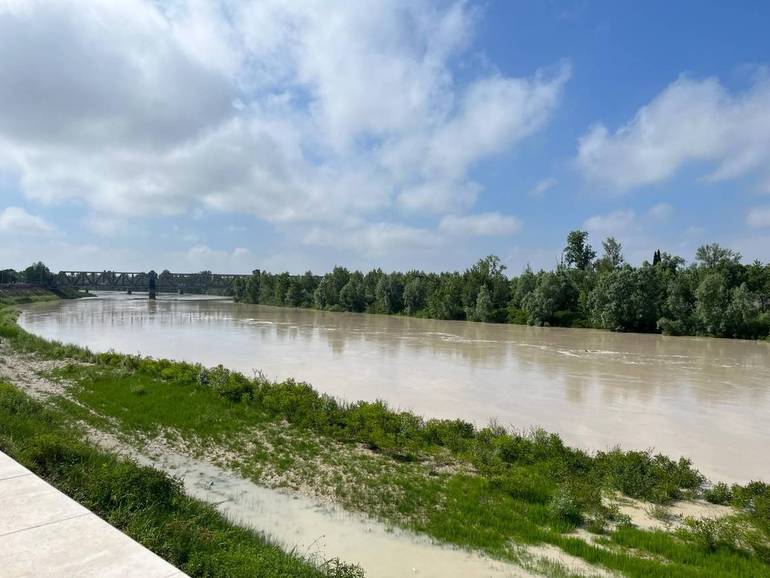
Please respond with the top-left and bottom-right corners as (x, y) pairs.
(1, 0), (770, 275)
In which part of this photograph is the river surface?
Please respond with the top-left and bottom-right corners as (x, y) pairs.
(18, 293), (770, 483)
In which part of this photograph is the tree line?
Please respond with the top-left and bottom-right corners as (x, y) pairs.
(231, 231), (770, 340)
(0, 262), (57, 288)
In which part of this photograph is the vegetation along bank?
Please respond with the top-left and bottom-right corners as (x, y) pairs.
(230, 231), (770, 340)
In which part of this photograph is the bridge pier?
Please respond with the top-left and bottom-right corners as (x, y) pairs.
(148, 270), (157, 301)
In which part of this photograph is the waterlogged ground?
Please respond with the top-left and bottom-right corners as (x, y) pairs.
(18, 293), (770, 482)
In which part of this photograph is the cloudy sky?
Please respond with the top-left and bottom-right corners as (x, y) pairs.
(1, 0), (769, 274)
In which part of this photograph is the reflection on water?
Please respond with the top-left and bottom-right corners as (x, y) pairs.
(18, 293), (770, 483)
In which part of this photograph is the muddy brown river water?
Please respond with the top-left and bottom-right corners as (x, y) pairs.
(18, 293), (770, 483)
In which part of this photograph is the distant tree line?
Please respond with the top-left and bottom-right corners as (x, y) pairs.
(232, 231), (770, 340)
(0, 262), (58, 288)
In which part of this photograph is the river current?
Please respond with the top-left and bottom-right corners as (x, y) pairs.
(18, 293), (770, 483)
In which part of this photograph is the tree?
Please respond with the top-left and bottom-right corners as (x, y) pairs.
(471, 285), (493, 322)
(597, 237), (625, 272)
(0, 269), (20, 284)
(588, 266), (660, 332)
(463, 255), (510, 320)
(511, 265), (537, 308)
(695, 244), (741, 269)
(339, 274), (366, 312)
(563, 230), (596, 270)
(427, 273), (464, 320)
(403, 278), (425, 315)
(314, 276), (337, 309)
(695, 273), (730, 335)
(22, 261), (55, 288)
(724, 283), (756, 338)
(657, 272), (697, 335)
(522, 270), (577, 325)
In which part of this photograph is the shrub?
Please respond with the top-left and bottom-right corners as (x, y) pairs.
(421, 418), (475, 452)
(549, 487), (584, 528)
(683, 517), (743, 553)
(596, 448), (702, 502)
(207, 365), (255, 402)
(704, 482), (733, 505)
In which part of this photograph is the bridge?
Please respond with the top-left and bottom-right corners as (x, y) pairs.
(56, 270), (251, 298)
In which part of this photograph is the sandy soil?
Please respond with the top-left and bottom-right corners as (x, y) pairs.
(611, 495), (733, 532)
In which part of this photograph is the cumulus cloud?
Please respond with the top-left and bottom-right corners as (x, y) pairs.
(182, 244), (255, 271)
(0, 0), (569, 232)
(439, 212), (522, 236)
(0, 206), (54, 234)
(576, 74), (770, 191)
(583, 209), (636, 237)
(303, 222), (440, 256)
(747, 206), (770, 228)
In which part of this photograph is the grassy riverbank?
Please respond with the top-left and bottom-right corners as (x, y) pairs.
(0, 284), (87, 306)
(1, 301), (769, 577)
(0, 381), (362, 578)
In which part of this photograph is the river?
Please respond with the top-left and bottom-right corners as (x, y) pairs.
(17, 293), (770, 483)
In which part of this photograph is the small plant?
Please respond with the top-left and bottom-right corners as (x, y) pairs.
(549, 487), (584, 527)
(704, 482), (733, 505)
(321, 558), (365, 578)
(129, 384), (146, 396)
(683, 517), (743, 553)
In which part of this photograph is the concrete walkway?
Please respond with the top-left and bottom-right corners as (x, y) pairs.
(0, 450), (188, 578)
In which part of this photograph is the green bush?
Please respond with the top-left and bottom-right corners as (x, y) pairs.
(704, 482), (733, 505)
(549, 487), (584, 528)
(596, 449), (702, 502)
(683, 517), (743, 553)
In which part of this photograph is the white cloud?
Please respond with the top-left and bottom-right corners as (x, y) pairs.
(648, 202), (674, 220)
(439, 212), (522, 236)
(528, 177), (557, 198)
(577, 74), (770, 191)
(0, 206), (53, 234)
(0, 0), (568, 231)
(302, 222), (440, 257)
(583, 209), (636, 237)
(747, 206), (770, 228)
(182, 244), (255, 271)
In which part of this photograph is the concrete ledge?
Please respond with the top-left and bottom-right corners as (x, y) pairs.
(0, 451), (188, 578)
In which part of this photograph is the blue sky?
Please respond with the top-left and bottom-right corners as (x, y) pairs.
(1, 0), (769, 274)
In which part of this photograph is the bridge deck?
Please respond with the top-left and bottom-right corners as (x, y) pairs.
(0, 450), (188, 578)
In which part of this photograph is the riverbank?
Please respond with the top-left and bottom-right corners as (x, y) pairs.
(1, 300), (769, 577)
(0, 284), (87, 306)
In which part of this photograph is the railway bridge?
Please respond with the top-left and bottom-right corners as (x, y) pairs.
(56, 270), (251, 299)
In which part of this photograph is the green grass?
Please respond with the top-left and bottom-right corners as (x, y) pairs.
(2, 302), (770, 578)
(0, 285), (87, 306)
(42, 360), (770, 577)
(0, 381), (363, 578)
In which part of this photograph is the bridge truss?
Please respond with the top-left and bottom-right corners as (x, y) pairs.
(56, 270), (249, 295)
